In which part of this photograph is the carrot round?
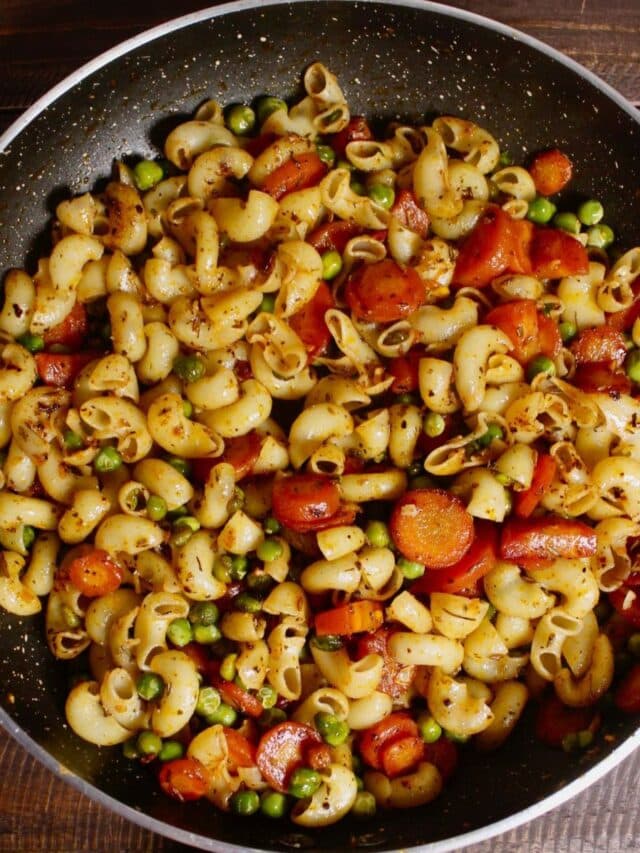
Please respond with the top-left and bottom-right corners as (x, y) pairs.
(390, 488), (474, 569)
(514, 454), (557, 519)
(529, 148), (573, 196)
(345, 258), (425, 323)
(314, 600), (384, 636)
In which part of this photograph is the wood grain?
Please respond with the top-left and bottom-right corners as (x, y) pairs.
(0, 1), (639, 851)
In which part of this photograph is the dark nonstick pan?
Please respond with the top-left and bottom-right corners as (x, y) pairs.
(1, 1), (639, 850)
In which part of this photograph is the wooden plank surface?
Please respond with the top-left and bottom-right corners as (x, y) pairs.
(1, 1), (639, 852)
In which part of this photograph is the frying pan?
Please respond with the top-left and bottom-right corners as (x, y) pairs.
(1, 1), (639, 850)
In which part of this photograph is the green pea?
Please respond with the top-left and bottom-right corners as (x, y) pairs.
(626, 350), (640, 383)
(62, 605), (81, 629)
(485, 603), (497, 621)
(170, 527), (193, 548)
(206, 702), (237, 727)
(552, 211), (581, 235)
(627, 633), (640, 658)
(17, 332), (44, 353)
(226, 104), (256, 136)
(263, 516), (281, 535)
(395, 392), (419, 406)
(368, 184), (395, 210)
(213, 555), (233, 584)
(230, 554), (249, 580)
(246, 571), (273, 597)
(256, 96), (287, 125)
(173, 515), (200, 533)
(321, 249), (343, 281)
(365, 520), (391, 549)
(559, 321), (577, 343)
(527, 354), (556, 381)
(352, 791), (376, 818)
(398, 557), (425, 580)
(409, 475), (434, 490)
(316, 144), (336, 169)
(577, 199), (604, 226)
(311, 633), (343, 651)
(494, 472), (513, 487)
(192, 623), (222, 644)
(122, 739), (139, 760)
(577, 729), (593, 749)
(166, 456), (191, 477)
(168, 505), (189, 521)
(182, 398), (193, 419)
(94, 446), (122, 474)
(498, 151), (513, 167)
(350, 180), (366, 196)
(260, 790), (288, 818)
(355, 776), (364, 791)
(137, 730), (163, 756)
(196, 686), (222, 718)
(336, 158), (355, 172)
(166, 617), (193, 648)
(146, 495), (168, 522)
(527, 197), (557, 225)
(423, 412), (445, 438)
(63, 429), (84, 450)
(189, 602), (218, 627)
(137, 672), (165, 701)
(158, 740), (184, 762)
(562, 732), (578, 753)
(257, 684), (278, 709)
(315, 712), (350, 746)
(227, 486), (245, 514)
(259, 707), (287, 728)
(133, 160), (164, 192)
(289, 767), (322, 799)
(259, 294), (276, 313)
(257, 537), (283, 563)
(173, 354), (205, 383)
(445, 730), (468, 744)
(417, 714), (442, 744)
(22, 525), (36, 550)
(586, 224), (614, 249)
(231, 789), (260, 816)
(235, 592), (262, 614)
(477, 422), (504, 447)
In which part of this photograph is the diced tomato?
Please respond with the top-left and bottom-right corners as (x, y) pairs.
(380, 735), (425, 779)
(271, 473), (341, 533)
(514, 454), (557, 519)
(529, 149), (573, 196)
(530, 228), (589, 280)
(307, 743), (332, 772)
(388, 347), (425, 394)
(223, 728), (257, 771)
(615, 664), (640, 713)
(356, 627), (416, 699)
(452, 205), (516, 288)
(307, 221), (363, 254)
(214, 680), (264, 718)
(331, 116), (373, 158)
(500, 516), (597, 561)
(410, 520), (498, 595)
(390, 488), (474, 569)
(158, 758), (208, 801)
(43, 302), (88, 349)
(535, 694), (595, 747)
(262, 152), (327, 201)
(288, 281), (335, 358)
(571, 326), (628, 368)
(359, 712), (419, 771)
(314, 600), (384, 636)
(345, 259), (425, 324)
(573, 362), (632, 396)
(256, 721), (323, 793)
(68, 548), (123, 598)
(606, 277), (640, 332)
(485, 299), (539, 363)
(35, 352), (98, 388)
(609, 585), (640, 628)
(423, 737), (458, 781)
(390, 189), (430, 239)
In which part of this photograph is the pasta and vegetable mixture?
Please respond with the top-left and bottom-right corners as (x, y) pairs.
(2, 61), (640, 825)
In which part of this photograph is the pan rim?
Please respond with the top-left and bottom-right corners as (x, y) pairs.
(1, 1), (639, 851)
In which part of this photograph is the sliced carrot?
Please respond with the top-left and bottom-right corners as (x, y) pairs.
(529, 148), (573, 196)
(423, 737), (458, 781)
(380, 735), (425, 779)
(356, 627), (416, 699)
(288, 280), (335, 358)
(410, 520), (498, 595)
(214, 680), (264, 718)
(573, 362), (631, 395)
(570, 326), (628, 368)
(307, 221), (363, 254)
(271, 473), (341, 533)
(331, 116), (373, 157)
(256, 722), (323, 793)
(43, 302), (88, 349)
(223, 728), (257, 771)
(514, 454), (557, 519)
(35, 352), (98, 388)
(158, 758), (209, 802)
(314, 600), (383, 636)
(535, 694), (595, 747)
(500, 516), (597, 561)
(452, 205), (515, 288)
(388, 347), (425, 394)
(307, 743), (332, 771)
(345, 259), (425, 323)
(390, 189), (430, 239)
(359, 713), (419, 771)
(485, 299), (539, 364)
(262, 152), (327, 201)
(390, 488), (474, 569)
(68, 548), (123, 598)
(530, 228), (588, 279)
(537, 313), (563, 359)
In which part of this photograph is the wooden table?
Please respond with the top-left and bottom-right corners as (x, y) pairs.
(1, 1), (639, 851)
